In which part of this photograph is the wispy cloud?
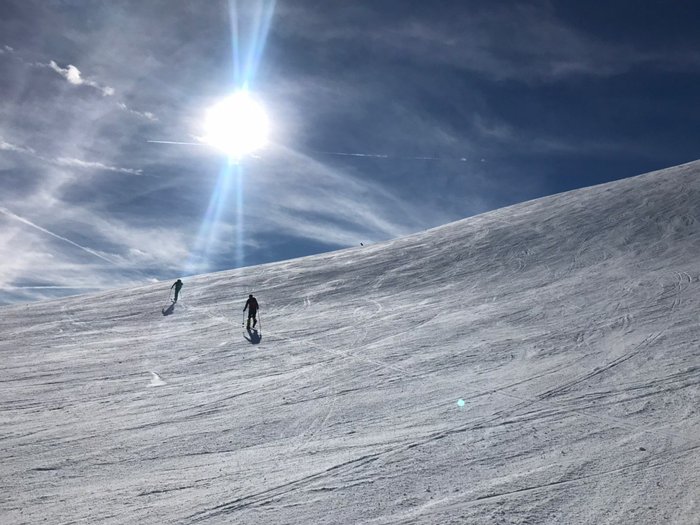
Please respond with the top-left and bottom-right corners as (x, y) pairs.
(1, 46), (156, 119)
(46, 60), (156, 119)
(0, 206), (117, 265)
(242, 145), (451, 246)
(471, 114), (652, 157)
(48, 60), (115, 96)
(0, 198), (191, 304)
(0, 139), (35, 155)
(55, 157), (143, 175)
(0, 136), (143, 175)
(117, 102), (158, 122)
(277, 3), (694, 84)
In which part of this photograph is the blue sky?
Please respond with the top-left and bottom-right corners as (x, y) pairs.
(0, 0), (698, 304)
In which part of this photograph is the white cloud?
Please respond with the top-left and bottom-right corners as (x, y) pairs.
(0, 206), (117, 265)
(242, 145), (449, 247)
(473, 115), (516, 142)
(4, 47), (159, 119)
(278, 4), (683, 84)
(48, 60), (115, 96)
(54, 62), (81, 84)
(0, 139), (36, 155)
(117, 102), (158, 121)
(0, 223), (114, 304)
(472, 114), (650, 156)
(0, 199), (190, 304)
(55, 157), (143, 175)
(1, 135), (143, 175)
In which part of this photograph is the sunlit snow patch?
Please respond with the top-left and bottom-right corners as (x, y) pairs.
(149, 371), (166, 387)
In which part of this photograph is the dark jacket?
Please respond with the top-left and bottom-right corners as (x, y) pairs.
(244, 297), (259, 312)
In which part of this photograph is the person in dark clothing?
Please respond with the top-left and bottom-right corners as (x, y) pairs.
(244, 294), (259, 329)
(171, 279), (183, 302)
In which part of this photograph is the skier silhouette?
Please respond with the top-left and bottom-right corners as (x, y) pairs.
(170, 279), (183, 302)
(244, 294), (259, 330)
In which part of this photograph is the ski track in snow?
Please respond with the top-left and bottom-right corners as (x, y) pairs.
(2, 161), (700, 524)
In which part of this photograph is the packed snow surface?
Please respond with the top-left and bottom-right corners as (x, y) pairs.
(2, 161), (700, 524)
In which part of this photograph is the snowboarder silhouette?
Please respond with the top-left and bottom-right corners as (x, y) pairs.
(244, 294), (259, 330)
(171, 279), (183, 302)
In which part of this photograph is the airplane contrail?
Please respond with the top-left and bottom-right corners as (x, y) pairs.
(147, 140), (467, 162)
(317, 150), (467, 161)
(0, 207), (117, 265)
(147, 140), (205, 146)
(146, 140), (467, 162)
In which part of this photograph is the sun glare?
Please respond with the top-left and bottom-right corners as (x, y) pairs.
(203, 91), (269, 159)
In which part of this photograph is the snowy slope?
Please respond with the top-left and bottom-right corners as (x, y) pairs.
(2, 161), (700, 525)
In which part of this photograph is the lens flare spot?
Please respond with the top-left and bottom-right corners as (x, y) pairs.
(457, 399), (465, 408)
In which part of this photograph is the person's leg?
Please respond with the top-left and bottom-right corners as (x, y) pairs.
(252, 312), (257, 327)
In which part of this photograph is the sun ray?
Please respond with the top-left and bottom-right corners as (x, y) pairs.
(184, 0), (276, 274)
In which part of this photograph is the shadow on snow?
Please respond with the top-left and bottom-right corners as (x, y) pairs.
(244, 328), (262, 344)
(162, 302), (175, 316)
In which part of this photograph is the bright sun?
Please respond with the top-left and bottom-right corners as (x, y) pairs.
(203, 91), (269, 158)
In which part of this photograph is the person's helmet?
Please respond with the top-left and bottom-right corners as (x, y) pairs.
(249, 294), (253, 298)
